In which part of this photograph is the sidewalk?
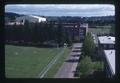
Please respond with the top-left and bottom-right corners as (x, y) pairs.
(54, 43), (83, 78)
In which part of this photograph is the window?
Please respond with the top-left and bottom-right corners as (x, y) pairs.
(109, 44), (114, 49)
(103, 44), (107, 49)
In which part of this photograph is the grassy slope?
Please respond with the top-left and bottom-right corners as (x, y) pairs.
(5, 45), (62, 78)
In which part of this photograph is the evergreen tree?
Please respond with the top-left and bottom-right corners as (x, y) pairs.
(56, 22), (65, 46)
(23, 20), (29, 44)
(39, 22), (45, 43)
(66, 31), (72, 46)
(83, 32), (96, 57)
(32, 22), (40, 44)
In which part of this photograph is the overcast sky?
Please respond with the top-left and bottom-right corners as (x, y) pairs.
(5, 4), (115, 17)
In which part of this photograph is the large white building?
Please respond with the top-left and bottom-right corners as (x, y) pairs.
(98, 36), (115, 44)
(16, 15), (47, 23)
(98, 36), (115, 78)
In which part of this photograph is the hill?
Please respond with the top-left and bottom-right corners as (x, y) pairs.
(5, 12), (24, 21)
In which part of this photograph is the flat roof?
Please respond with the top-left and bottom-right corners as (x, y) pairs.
(29, 15), (46, 19)
(104, 50), (115, 75)
(98, 36), (115, 44)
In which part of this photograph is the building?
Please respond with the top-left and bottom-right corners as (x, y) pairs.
(103, 50), (115, 78)
(5, 22), (24, 25)
(16, 15), (47, 23)
(5, 15), (46, 25)
(47, 22), (88, 42)
(98, 36), (115, 78)
(62, 22), (88, 42)
(98, 36), (115, 50)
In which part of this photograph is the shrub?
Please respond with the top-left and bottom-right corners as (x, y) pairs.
(76, 56), (93, 77)
(93, 62), (104, 71)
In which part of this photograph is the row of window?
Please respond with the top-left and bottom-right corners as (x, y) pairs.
(102, 44), (114, 49)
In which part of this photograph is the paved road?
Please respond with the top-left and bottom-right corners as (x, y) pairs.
(54, 43), (83, 78)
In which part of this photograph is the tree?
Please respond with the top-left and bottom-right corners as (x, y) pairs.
(65, 31), (72, 46)
(40, 22), (47, 43)
(46, 21), (55, 41)
(56, 22), (66, 46)
(83, 32), (96, 57)
(32, 22), (37, 43)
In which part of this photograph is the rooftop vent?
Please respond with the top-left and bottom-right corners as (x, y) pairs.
(109, 51), (113, 55)
(108, 37), (111, 39)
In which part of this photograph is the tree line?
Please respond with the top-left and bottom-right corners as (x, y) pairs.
(5, 20), (72, 47)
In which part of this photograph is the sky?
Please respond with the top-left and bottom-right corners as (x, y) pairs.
(5, 4), (115, 17)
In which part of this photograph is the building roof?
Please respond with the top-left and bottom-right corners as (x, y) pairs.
(98, 36), (115, 44)
(16, 15), (46, 23)
(104, 50), (115, 75)
(80, 23), (88, 28)
(29, 15), (46, 22)
(29, 15), (46, 19)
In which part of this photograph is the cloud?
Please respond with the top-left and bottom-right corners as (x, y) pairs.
(5, 4), (115, 17)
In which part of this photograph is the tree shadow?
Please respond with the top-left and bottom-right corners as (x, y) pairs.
(65, 58), (79, 63)
(74, 70), (106, 79)
(85, 71), (106, 79)
(71, 54), (80, 57)
(74, 47), (82, 49)
(72, 50), (81, 52)
(91, 56), (103, 62)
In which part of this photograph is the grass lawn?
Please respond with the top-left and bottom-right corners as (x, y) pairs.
(5, 45), (70, 78)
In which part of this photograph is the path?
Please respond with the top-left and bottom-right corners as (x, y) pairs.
(54, 43), (83, 78)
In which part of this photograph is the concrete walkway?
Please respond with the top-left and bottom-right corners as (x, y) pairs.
(54, 43), (83, 78)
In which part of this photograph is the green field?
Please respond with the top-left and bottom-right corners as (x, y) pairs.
(5, 45), (70, 78)
(88, 28), (111, 34)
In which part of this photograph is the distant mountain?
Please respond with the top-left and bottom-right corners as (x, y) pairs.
(84, 16), (115, 21)
(5, 12), (24, 20)
(45, 15), (115, 23)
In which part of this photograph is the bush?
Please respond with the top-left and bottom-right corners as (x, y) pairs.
(93, 62), (104, 71)
(75, 56), (104, 78)
(76, 56), (93, 77)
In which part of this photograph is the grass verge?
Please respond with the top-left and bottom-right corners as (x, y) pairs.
(44, 47), (71, 78)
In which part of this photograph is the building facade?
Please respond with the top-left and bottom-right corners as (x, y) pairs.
(63, 23), (88, 42)
(103, 50), (115, 78)
(49, 22), (88, 42)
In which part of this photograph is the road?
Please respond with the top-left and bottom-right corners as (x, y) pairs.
(54, 43), (83, 78)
